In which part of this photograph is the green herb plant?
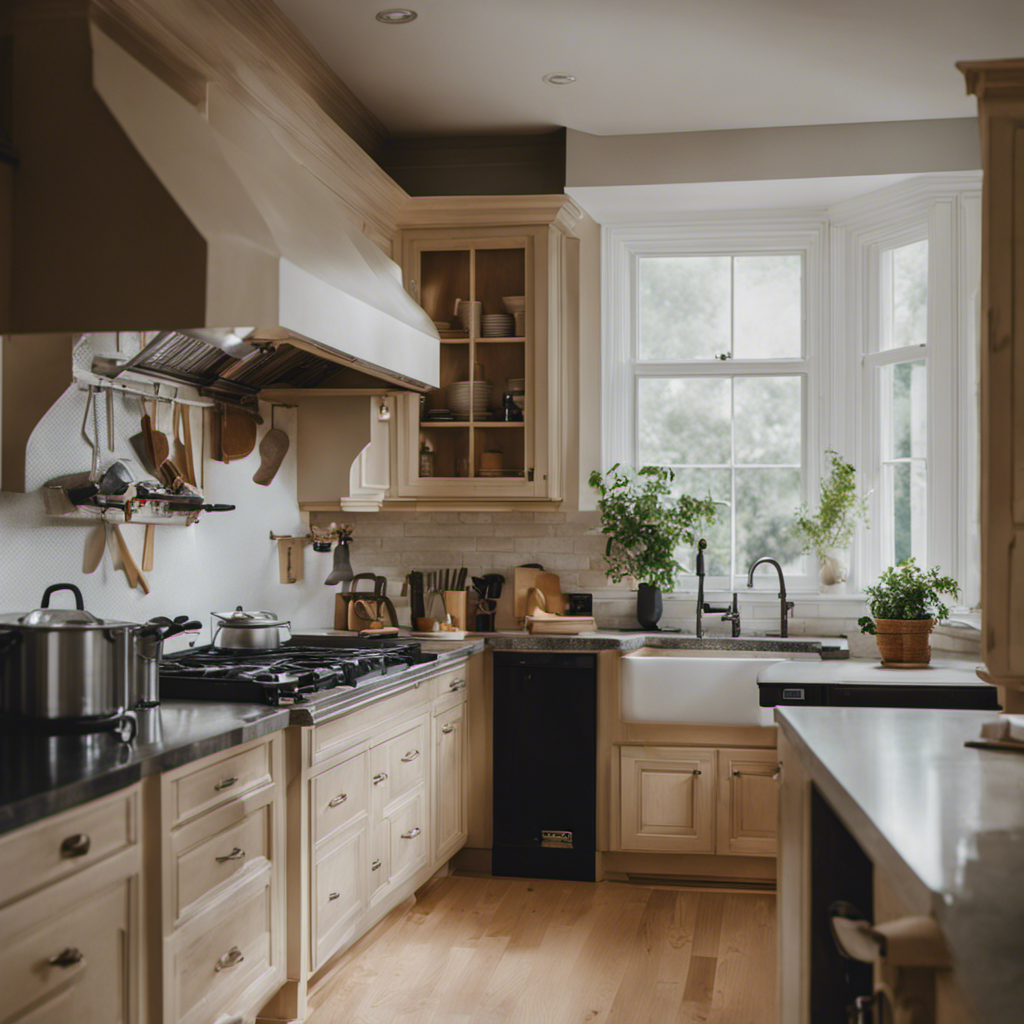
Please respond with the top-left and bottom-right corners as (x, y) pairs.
(857, 558), (960, 634)
(794, 450), (868, 558)
(589, 465), (717, 592)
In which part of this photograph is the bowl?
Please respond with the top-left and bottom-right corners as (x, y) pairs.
(502, 295), (526, 314)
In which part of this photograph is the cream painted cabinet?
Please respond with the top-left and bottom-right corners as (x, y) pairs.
(716, 748), (780, 857)
(0, 786), (142, 1024)
(619, 745), (716, 853)
(433, 695), (468, 863)
(395, 199), (580, 502)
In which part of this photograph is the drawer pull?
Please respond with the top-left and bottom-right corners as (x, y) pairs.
(400, 749), (420, 762)
(328, 891), (341, 902)
(371, 858), (382, 871)
(733, 768), (781, 779)
(400, 827), (422, 840)
(214, 776), (238, 792)
(373, 772), (389, 785)
(60, 833), (91, 858)
(215, 847), (246, 863)
(691, 769), (702, 776)
(328, 793), (348, 808)
(215, 946), (245, 972)
(48, 947), (84, 968)
(441, 724), (455, 734)
(449, 678), (465, 691)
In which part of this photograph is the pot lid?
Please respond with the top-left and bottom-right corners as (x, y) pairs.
(212, 606), (284, 627)
(0, 608), (136, 629)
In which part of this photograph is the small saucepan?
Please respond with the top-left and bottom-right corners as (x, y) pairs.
(211, 606), (292, 649)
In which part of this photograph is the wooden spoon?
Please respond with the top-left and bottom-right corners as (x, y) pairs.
(253, 406), (289, 486)
(83, 522), (106, 574)
(148, 402), (170, 470)
(111, 523), (150, 594)
(142, 524), (155, 572)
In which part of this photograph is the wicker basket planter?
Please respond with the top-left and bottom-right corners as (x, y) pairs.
(873, 618), (936, 665)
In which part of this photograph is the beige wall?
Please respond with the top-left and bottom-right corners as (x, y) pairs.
(566, 118), (980, 188)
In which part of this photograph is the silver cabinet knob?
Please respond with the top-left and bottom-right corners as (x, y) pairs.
(441, 724), (455, 734)
(400, 827), (421, 840)
(215, 946), (244, 972)
(373, 772), (389, 785)
(215, 847), (246, 863)
(450, 678), (465, 690)
(60, 833), (90, 858)
(214, 776), (238, 792)
(371, 858), (382, 871)
(400, 749), (420, 763)
(328, 793), (348, 808)
(328, 892), (340, 902)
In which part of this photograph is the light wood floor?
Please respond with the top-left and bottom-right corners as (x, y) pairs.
(306, 874), (776, 1024)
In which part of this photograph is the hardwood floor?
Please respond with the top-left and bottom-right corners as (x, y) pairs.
(305, 875), (776, 1024)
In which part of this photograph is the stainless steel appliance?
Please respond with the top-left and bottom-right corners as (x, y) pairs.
(0, 584), (138, 735)
(159, 635), (432, 707)
(211, 607), (292, 649)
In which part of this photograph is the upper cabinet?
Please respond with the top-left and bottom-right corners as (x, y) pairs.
(395, 199), (581, 503)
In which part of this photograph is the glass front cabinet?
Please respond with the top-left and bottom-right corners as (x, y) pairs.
(395, 202), (580, 502)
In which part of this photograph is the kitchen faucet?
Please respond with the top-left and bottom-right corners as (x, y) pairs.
(746, 557), (795, 638)
(695, 539), (741, 638)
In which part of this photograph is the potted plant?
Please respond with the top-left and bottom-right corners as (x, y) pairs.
(794, 450), (868, 590)
(858, 559), (960, 665)
(589, 464), (716, 629)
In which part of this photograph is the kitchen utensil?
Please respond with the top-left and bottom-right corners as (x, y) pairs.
(443, 590), (468, 630)
(0, 583), (139, 730)
(180, 403), (197, 486)
(111, 524), (150, 594)
(456, 567), (467, 590)
(83, 523), (106, 574)
(277, 537), (304, 584)
(81, 387), (99, 481)
(171, 403), (197, 487)
(535, 572), (565, 614)
(525, 614), (597, 636)
(253, 406), (290, 486)
(513, 566), (545, 622)
(335, 573), (396, 630)
(324, 534), (354, 586)
(415, 617), (436, 632)
(106, 388), (115, 451)
(219, 405), (258, 463)
(407, 571), (425, 627)
(142, 525), (155, 572)
(98, 461), (133, 495)
(134, 616), (201, 709)
(211, 607), (291, 649)
(424, 589), (448, 625)
(147, 401), (170, 471)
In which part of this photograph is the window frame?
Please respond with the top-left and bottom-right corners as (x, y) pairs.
(603, 216), (826, 592)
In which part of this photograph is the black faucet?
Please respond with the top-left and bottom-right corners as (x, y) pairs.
(746, 557), (795, 638)
(695, 539), (741, 638)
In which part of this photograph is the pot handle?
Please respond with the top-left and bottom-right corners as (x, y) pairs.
(41, 584), (84, 610)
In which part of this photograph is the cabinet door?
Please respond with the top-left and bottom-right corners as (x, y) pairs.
(0, 877), (135, 1024)
(716, 748), (780, 857)
(397, 226), (559, 500)
(312, 819), (368, 971)
(433, 699), (467, 864)
(387, 787), (429, 891)
(619, 746), (715, 853)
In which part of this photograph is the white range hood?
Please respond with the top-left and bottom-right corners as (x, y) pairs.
(5, 17), (439, 393)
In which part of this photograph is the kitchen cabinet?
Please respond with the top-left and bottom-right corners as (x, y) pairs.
(619, 745), (716, 854)
(433, 695), (468, 864)
(715, 747), (780, 857)
(395, 199), (580, 503)
(150, 732), (286, 1024)
(0, 786), (142, 1024)
(958, 60), (1024, 706)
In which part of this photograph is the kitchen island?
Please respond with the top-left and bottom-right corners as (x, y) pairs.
(776, 705), (1023, 1024)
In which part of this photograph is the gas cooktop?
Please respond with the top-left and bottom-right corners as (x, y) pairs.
(159, 637), (433, 707)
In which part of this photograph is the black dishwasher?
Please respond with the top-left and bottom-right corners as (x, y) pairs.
(492, 651), (597, 881)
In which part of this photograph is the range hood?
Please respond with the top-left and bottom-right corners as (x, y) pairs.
(4, 14), (439, 393)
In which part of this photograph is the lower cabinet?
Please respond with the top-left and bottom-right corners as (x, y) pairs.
(433, 697), (468, 863)
(619, 743), (779, 857)
(312, 818), (368, 969)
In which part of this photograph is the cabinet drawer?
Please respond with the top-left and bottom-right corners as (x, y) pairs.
(388, 788), (428, 889)
(172, 874), (274, 1024)
(176, 803), (271, 923)
(312, 749), (368, 849)
(312, 820), (367, 970)
(0, 788), (136, 909)
(372, 718), (428, 809)
(0, 878), (132, 1024)
(172, 741), (273, 826)
(431, 665), (468, 701)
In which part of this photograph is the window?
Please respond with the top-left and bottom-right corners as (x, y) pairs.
(603, 221), (823, 590)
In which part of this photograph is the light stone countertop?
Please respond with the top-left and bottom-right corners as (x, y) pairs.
(759, 655), (987, 686)
(776, 706), (1024, 1024)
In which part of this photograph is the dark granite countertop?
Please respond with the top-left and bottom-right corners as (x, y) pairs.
(483, 630), (849, 656)
(0, 639), (483, 837)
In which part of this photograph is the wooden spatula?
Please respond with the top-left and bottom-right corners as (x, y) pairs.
(83, 522), (106, 573)
(253, 406), (289, 486)
(148, 401), (169, 469)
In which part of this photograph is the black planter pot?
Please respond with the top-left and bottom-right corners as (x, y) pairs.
(636, 583), (663, 630)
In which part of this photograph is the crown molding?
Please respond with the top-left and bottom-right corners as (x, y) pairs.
(397, 194), (583, 234)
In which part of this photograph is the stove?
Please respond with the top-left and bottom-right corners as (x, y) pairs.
(159, 636), (433, 707)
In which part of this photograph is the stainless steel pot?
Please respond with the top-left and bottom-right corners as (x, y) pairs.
(134, 616), (202, 708)
(0, 584), (138, 729)
(211, 607), (291, 649)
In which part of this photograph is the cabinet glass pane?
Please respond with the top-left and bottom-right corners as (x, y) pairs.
(734, 254), (802, 359)
(419, 250), (470, 325)
(637, 377), (731, 465)
(638, 256), (731, 361)
(734, 376), (802, 465)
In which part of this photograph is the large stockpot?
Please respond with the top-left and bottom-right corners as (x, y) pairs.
(0, 584), (138, 729)
(211, 606), (291, 649)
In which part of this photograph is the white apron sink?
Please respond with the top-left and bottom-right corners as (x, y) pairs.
(620, 648), (819, 726)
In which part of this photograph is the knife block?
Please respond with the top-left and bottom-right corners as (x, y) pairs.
(443, 591), (468, 631)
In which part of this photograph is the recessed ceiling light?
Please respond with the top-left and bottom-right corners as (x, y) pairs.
(376, 8), (417, 23)
(542, 72), (577, 86)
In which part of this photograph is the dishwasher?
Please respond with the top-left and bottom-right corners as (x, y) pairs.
(491, 651), (597, 881)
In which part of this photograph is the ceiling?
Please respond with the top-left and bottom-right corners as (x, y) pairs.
(272, 0), (1014, 138)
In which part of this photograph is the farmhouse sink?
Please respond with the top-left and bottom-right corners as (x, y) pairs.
(620, 648), (820, 726)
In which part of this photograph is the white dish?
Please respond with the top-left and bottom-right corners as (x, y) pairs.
(409, 630), (468, 641)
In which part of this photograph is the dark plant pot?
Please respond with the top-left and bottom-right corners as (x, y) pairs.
(636, 584), (663, 630)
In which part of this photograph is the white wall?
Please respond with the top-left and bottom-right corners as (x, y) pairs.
(0, 335), (338, 647)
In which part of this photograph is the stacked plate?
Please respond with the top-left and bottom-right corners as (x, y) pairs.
(446, 380), (492, 420)
(481, 313), (515, 337)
